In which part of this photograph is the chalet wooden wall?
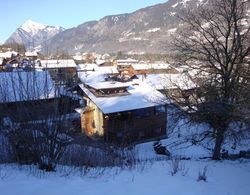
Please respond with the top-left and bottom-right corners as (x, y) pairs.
(0, 97), (80, 122)
(103, 107), (167, 142)
(81, 99), (104, 136)
(81, 109), (94, 136)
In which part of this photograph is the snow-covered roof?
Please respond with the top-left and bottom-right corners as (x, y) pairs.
(78, 71), (106, 84)
(78, 65), (119, 84)
(0, 51), (18, 59)
(40, 59), (76, 69)
(25, 51), (38, 57)
(77, 64), (98, 71)
(77, 64), (118, 72)
(0, 71), (57, 103)
(131, 63), (171, 71)
(173, 65), (210, 79)
(98, 66), (119, 74)
(116, 58), (139, 66)
(87, 81), (129, 90)
(73, 55), (83, 61)
(136, 73), (197, 90)
(96, 59), (106, 65)
(79, 81), (167, 114)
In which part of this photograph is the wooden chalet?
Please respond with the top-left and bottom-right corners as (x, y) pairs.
(0, 71), (80, 132)
(77, 81), (167, 143)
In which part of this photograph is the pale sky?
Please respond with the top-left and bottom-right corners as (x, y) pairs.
(0, 0), (168, 43)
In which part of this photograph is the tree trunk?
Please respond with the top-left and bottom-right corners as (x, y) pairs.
(212, 129), (224, 160)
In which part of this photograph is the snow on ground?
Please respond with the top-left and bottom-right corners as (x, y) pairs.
(1, 117), (250, 195)
(0, 108), (249, 194)
(0, 159), (250, 195)
(135, 118), (212, 161)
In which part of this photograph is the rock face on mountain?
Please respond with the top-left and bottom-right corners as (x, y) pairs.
(5, 20), (65, 51)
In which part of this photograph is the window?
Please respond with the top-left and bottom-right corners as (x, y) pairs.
(92, 120), (96, 128)
(154, 127), (162, 133)
(139, 131), (145, 138)
(155, 105), (166, 115)
(116, 132), (123, 138)
(133, 108), (151, 118)
(154, 127), (163, 134)
(80, 99), (86, 106)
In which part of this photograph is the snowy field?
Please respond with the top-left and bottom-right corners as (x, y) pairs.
(0, 159), (250, 195)
(1, 117), (249, 195)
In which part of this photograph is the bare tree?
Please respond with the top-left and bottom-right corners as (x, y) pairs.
(169, 0), (250, 159)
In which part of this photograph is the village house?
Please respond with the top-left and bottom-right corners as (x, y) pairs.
(77, 81), (167, 142)
(127, 63), (179, 76)
(39, 59), (77, 87)
(0, 71), (80, 132)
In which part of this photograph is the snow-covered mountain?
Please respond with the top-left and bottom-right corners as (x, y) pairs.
(5, 20), (65, 51)
(20, 20), (47, 36)
(6, 0), (248, 54)
(40, 0), (208, 54)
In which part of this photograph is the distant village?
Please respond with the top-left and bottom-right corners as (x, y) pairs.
(0, 48), (199, 143)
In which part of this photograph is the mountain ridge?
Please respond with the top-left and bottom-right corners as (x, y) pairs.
(41, 0), (185, 54)
(5, 0), (209, 54)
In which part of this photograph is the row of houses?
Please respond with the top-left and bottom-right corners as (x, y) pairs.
(0, 55), (198, 143)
